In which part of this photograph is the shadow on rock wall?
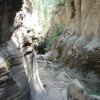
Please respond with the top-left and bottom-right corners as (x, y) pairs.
(0, 0), (22, 41)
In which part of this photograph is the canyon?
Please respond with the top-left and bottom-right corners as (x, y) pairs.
(0, 0), (100, 100)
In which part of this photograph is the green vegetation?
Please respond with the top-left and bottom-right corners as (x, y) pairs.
(32, 0), (56, 34)
(45, 24), (64, 51)
(32, 0), (66, 34)
(5, 58), (12, 71)
(86, 89), (100, 96)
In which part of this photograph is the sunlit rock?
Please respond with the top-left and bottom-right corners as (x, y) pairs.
(0, 0), (46, 100)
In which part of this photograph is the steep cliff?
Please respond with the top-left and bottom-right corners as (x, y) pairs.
(0, 0), (46, 100)
(0, 0), (100, 99)
(0, 41), (31, 100)
(51, 0), (100, 95)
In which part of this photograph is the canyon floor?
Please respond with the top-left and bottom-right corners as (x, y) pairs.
(37, 54), (100, 100)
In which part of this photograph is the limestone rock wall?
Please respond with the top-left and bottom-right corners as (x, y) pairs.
(51, 0), (100, 94)
(12, 0), (46, 99)
(0, 41), (30, 100)
(0, 0), (46, 100)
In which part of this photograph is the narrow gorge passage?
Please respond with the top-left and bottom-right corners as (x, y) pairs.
(37, 54), (72, 100)
(0, 0), (100, 100)
(36, 53), (100, 100)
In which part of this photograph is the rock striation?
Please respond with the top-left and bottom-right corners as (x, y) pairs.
(0, 41), (30, 100)
(0, 0), (100, 99)
(51, 0), (100, 95)
(0, 0), (46, 100)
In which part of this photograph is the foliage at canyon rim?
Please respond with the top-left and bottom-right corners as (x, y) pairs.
(32, 0), (67, 34)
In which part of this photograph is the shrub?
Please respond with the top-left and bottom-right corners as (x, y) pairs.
(5, 58), (12, 71)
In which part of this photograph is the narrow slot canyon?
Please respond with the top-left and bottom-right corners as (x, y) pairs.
(0, 0), (100, 100)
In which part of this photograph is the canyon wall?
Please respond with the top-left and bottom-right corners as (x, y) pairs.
(0, 0), (46, 100)
(0, 0), (100, 99)
(51, 0), (100, 95)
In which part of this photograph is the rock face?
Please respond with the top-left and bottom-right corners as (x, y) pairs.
(0, 0), (100, 99)
(0, 0), (22, 41)
(12, 1), (47, 99)
(0, 0), (46, 100)
(37, 55), (100, 100)
(51, 0), (100, 95)
(0, 41), (30, 100)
